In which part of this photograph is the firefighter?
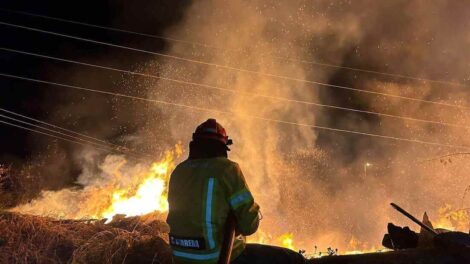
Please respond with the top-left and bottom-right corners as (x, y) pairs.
(167, 118), (306, 264)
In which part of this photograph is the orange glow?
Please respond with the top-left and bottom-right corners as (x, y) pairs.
(279, 233), (295, 250)
(100, 148), (180, 222)
(341, 236), (385, 255)
(434, 204), (470, 231)
(247, 231), (296, 250)
(13, 143), (467, 256)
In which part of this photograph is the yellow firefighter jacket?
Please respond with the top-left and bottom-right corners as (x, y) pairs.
(166, 157), (260, 264)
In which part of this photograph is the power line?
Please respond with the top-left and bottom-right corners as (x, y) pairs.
(0, 113), (149, 159)
(0, 107), (131, 152)
(1, 21), (468, 111)
(0, 113), (120, 151)
(421, 152), (470, 163)
(0, 8), (209, 50)
(1, 72), (469, 151)
(0, 119), (115, 153)
(0, 111), (151, 160)
(1, 47), (469, 130)
(1, 7), (466, 88)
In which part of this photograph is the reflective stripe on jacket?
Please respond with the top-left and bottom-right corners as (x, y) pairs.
(167, 157), (260, 264)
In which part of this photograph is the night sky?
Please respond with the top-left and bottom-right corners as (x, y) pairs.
(0, 1), (196, 196)
(0, 1), (190, 162)
(1, 1), (469, 250)
(0, 1), (468, 193)
(0, 1), (381, 166)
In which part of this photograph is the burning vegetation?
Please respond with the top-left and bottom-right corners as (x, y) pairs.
(2, 146), (316, 263)
(11, 146), (183, 221)
(2, 146), (469, 263)
(1, 0), (470, 263)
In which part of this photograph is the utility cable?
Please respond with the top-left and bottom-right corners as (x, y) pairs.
(0, 21), (468, 110)
(0, 113), (150, 160)
(1, 72), (469, 151)
(0, 113), (151, 160)
(0, 7), (466, 88)
(0, 107), (132, 152)
(0, 119), (115, 153)
(0, 118), (149, 162)
(1, 47), (469, 130)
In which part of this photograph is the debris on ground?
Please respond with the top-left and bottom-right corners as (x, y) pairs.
(0, 211), (173, 264)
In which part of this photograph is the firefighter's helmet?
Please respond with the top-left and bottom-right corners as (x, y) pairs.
(193, 118), (233, 146)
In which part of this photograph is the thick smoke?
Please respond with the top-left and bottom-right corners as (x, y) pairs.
(12, 0), (470, 252)
(139, 0), (470, 250)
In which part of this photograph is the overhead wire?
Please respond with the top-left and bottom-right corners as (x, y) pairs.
(0, 7), (467, 88)
(0, 21), (468, 111)
(420, 152), (470, 163)
(0, 119), (115, 153)
(0, 111), (152, 160)
(0, 8), (210, 50)
(1, 72), (469, 151)
(1, 47), (469, 130)
(0, 113), (121, 150)
(0, 107), (132, 152)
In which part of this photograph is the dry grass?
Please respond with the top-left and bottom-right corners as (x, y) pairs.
(0, 212), (173, 264)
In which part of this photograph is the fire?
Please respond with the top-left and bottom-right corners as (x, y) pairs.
(100, 148), (180, 222)
(15, 143), (467, 257)
(101, 173), (169, 221)
(247, 231), (296, 250)
(343, 248), (379, 255)
(246, 229), (273, 244)
(11, 144), (182, 221)
(434, 204), (470, 231)
(279, 233), (295, 250)
(342, 236), (383, 255)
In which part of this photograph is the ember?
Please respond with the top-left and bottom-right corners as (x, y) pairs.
(1, 1), (470, 263)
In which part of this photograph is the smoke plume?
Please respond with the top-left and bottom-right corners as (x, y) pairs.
(142, 0), (470, 250)
(12, 0), (470, 252)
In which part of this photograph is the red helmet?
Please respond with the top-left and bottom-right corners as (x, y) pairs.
(193, 118), (233, 146)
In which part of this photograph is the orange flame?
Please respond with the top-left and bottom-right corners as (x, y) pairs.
(279, 233), (295, 250)
(343, 239), (377, 255)
(434, 204), (470, 231)
(15, 143), (468, 256)
(247, 231), (296, 251)
(100, 146), (181, 222)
